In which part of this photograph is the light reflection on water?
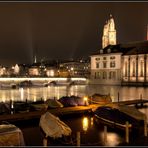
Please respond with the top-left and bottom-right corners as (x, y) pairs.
(100, 132), (121, 146)
(63, 115), (124, 146)
(0, 84), (148, 102)
(82, 117), (89, 132)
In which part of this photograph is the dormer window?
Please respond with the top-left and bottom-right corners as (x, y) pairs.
(100, 49), (103, 54)
(95, 58), (100, 61)
(107, 48), (111, 53)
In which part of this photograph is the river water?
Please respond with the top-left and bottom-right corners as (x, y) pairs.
(1, 84), (148, 102)
(1, 84), (148, 146)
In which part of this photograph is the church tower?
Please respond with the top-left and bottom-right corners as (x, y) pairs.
(102, 14), (116, 48)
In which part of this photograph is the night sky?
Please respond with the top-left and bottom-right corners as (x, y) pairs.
(0, 2), (148, 66)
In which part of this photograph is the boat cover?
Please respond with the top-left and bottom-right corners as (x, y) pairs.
(109, 104), (145, 121)
(0, 123), (25, 146)
(59, 96), (86, 107)
(59, 96), (77, 107)
(39, 112), (72, 139)
(45, 99), (64, 108)
(0, 103), (11, 114)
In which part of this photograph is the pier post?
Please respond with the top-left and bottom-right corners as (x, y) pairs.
(125, 121), (129, 143)
(76, 131), (80, 146)
(144, 115), (147, 137)
(104, 126), (107, 145)
(43, 137), (48, 146)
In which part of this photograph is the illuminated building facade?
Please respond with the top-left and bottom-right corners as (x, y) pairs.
(122, 41), (148, 86)
(90, 41), (148, 86)
(102, 14), (116, 48)
(90, 45), (122, 85)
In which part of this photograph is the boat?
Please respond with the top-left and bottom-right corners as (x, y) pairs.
(58, 95), (87, 107)
(13, 101), (30, 113)
(30, 101), (48, 111)
(93, 104), (145, 131)
(0, 102), (11, 115)
(39, 112), (73, 146)
(45, 99), (64, 109)
(91, 93), (112, 104)
(19, 80), (33, 87)
(0, 122), (25, 146)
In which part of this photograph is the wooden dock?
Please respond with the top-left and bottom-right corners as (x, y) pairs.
(0, 104), (99, 122)
(113, 99), (148, 106)
(0, 99), (147, 122)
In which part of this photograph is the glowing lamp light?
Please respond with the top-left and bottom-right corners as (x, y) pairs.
(83, 96), (88, 106)
(83, 96), (88, 101)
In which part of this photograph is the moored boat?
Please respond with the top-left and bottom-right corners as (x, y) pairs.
(93, 105), (145, 131)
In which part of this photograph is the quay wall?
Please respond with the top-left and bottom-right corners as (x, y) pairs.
(0, 77), (88, 84)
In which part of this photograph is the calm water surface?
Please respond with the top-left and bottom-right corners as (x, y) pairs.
(1, 85), (148, 102)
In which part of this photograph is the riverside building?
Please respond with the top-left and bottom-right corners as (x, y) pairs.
(90, 15), (148, 86)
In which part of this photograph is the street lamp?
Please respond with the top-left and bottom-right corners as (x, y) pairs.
(83, 96), (88, 106)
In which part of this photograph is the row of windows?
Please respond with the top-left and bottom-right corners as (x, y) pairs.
(94, 71), (116, 79)
(95, 56), (116, 61)
(96, 61), (116, 68)
(125, 61), (144, 77)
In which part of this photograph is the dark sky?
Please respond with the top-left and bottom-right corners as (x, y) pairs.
(0, 2), (148, 66)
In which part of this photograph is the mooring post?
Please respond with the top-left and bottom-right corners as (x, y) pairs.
(125, 121), (129, 143)
(77, 131), (80, 146)
(144, 115), (147, 137)
(104, 126), (107, 145)
(43, 137), (48, 147)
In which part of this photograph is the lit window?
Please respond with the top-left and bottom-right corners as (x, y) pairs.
(110, 61), (115, 68)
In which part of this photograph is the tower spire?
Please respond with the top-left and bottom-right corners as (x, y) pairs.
(33, 48), (37, 64)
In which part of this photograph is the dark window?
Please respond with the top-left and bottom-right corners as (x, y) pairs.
(103, 71), (107, 79)
(125, 62), (128, 77)
(110, 56), (115, 60)
(133, 61), (135, 77)
(95, 58), (100, 61)
(97, 72), (101, 79)
(103, 62), (107, 68)
(96, 63), (99, 68)
(140, 61), (144, 77)
(103, 57), (107, 60)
